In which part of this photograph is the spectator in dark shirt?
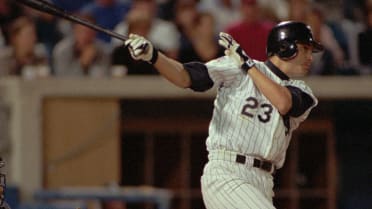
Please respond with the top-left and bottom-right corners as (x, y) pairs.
(23, 8), (64, 73)
(358, 4), (372, 72)
(0, 0), (25, 45)
(111, 9), (158, 75)
(175, 0), (224, 63)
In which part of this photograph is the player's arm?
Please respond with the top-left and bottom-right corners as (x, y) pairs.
(219, 33), (292, 115)
(154, 53), (191, 88)
(247, 67), (292, 115)
(124, 34), (214, 92)
(124, 34), (191, 88)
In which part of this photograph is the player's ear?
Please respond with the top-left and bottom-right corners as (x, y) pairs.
(277, 40), (298, 60)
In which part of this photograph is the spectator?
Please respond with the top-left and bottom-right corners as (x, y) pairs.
(198, 0), (241, 33)
(256, 0), (289, 22)
(22, 8), (64, 73)
(0, 16), (50, 78)
(49, 0), (93, 40)
(0, 0), (25, 45)
(225, 0), (275, 61)
(357, 1), (372, 73)
(337, 1), (365, 73)
(156, 0), (176, 21)
(81, 0), (131, 43)
(33, 13), (63, 54)
(111, 9), (158, 75)
(175, 1), (224, 63)
(192, 12), (225, 61)
(52, 14), (110, 77)
(173, 0), (199, 62)
(342, 0), (365, 22)
(289, 0), (309, 22)
(114, 0), (179, 59)
(305, 4), (346, 75)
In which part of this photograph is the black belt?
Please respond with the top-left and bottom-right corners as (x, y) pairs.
(208, 150), (276, 174)
(235, 154), (275, 173)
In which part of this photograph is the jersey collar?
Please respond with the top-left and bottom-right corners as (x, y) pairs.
(265, 60), (289, 80)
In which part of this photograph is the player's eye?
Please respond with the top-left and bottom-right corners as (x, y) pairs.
(303, 45), (312, 52)
(298, 44), (312, 54)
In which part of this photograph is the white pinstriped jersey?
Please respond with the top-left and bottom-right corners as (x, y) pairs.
(205, 56), (318, 168)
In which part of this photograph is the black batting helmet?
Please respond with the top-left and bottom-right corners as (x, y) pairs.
(266, 21), (323, 59)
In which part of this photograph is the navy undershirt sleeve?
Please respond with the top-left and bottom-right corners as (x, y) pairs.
(286, 86), (315, 117)
(183, 62), (214, 92)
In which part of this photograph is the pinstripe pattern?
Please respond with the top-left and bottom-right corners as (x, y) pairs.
(205, 57), (317, 168)
(201, 160), (275, 209)
(201, 56), (317, 208)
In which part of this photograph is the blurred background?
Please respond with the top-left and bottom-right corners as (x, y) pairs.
(0, 0), (371, 209)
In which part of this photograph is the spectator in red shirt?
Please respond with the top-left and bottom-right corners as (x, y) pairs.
(225, 0), (275, 61)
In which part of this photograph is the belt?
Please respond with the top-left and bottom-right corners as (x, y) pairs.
(208, 150), (276, 174)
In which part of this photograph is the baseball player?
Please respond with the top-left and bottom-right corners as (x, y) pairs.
(125, 21), (323, 209)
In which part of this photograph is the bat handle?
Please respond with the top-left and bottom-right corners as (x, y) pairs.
(102, 29), (127, 41)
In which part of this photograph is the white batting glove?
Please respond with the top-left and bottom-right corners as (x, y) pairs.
(124, 34), (158, 64)
(218, 32), (255, 72)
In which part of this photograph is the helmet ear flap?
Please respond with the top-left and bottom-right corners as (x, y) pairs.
(277, 40), (298, 60)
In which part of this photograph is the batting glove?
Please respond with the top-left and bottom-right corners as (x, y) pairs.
(218, 32), (255, 72)
(125, 34), (158, 64)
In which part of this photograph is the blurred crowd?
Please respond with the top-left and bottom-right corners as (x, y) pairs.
(0, 0), (371, 79)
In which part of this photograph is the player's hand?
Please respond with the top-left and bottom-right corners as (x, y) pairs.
(218, 32), (255, 72)
(125, 34), (158, 64)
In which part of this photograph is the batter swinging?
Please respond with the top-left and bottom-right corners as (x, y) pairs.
(125, 21), (323, 209)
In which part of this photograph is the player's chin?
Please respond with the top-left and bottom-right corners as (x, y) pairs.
(293, 67), (309, 77)
(301, 64), (311, 75)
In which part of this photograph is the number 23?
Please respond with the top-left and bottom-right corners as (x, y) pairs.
(241, 97), (273, 123)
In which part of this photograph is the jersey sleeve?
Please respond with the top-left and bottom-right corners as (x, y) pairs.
(284, 79), (318, 130)
(183, 62), (214, 92)
(183, 56), (243, 92)
(205, 56), (243, 87)
(286, 86), (315, 117)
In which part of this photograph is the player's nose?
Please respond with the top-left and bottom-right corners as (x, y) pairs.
(308, 54), (313, 62)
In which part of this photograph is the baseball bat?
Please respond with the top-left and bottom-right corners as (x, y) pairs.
(15, 0), (128, 41)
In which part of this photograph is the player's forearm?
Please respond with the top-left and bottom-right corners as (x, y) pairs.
(153, 52), (191, 88)
(248, 67), (292, 115)
(124, 34), (191, 88)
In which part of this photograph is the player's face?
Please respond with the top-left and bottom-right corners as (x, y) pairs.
(288, 44), (314, 76)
